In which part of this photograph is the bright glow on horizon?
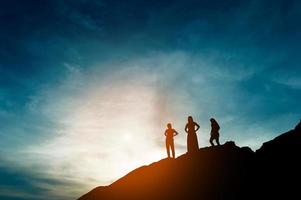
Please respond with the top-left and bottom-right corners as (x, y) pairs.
(17, 70), (186, 191)
(0, 53), (297, 200)
(1, 1), (301, 199)
(50, 85), (162, 185)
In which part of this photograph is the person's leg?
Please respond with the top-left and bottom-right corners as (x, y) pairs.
(216, 136), (220, 146)
(210, 136), (215, 146)
(171, 141), (175, 158)
(166, 140), (170, 158)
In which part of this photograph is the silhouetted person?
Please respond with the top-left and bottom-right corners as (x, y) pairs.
(164, 123), (179, 158)
(209, 118), (220, 146)
(185, 116), (200, 153)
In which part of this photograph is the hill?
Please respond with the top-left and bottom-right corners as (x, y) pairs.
(78, 121), (301, 200)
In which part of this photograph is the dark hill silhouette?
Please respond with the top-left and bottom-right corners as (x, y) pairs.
(78, 121), (301, 200)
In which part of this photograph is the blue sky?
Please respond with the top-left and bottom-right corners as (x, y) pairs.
(0, 0), (301, 199)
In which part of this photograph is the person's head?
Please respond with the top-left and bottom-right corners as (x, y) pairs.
(167, 123), (172, 129)
(188, 116), (193, 123)
(210, 118), (216, 123)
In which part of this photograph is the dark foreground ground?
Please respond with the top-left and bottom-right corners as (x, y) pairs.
(78, 121), (301, 200)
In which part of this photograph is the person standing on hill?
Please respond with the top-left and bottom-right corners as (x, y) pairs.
(185, 116), (200, 154)
(209, 118), (221, 146)
(164, 123), (179, 158)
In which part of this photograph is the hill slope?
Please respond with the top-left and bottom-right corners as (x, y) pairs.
(78, 121), (301, 200)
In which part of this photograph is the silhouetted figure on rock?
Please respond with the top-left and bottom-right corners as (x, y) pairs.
(185, 116), (200, 153)
(164, 123), (179, 158)
(210, 118), (220, 146)
(78, 120), (301, 200)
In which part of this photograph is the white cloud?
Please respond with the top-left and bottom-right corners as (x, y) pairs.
(2, 51), (288, 199)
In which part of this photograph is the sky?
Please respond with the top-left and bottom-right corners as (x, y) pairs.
(0, 0), (301, 199)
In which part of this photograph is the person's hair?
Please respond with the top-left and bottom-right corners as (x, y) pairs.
(167, 123), (172, 128)
(188, 116), (193, 123)
(210, 118), (217, 124)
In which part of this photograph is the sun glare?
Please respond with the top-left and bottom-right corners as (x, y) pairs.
(34, 79), (167, 187)
(122, 133), (133, 142)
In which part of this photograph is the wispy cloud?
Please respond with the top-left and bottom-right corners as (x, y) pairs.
(1, 0), (300, 199)
(0, 186), (41, 199)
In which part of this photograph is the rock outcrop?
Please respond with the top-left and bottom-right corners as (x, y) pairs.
(78, 122), (301, 200)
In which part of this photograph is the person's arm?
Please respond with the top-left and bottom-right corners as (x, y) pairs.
(164, 130), (167, 136)
(194, 122), (200, 131)
(174, 129), (179, 136)
(185, 124), (188, 133)
(216, 122), (220, 130)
